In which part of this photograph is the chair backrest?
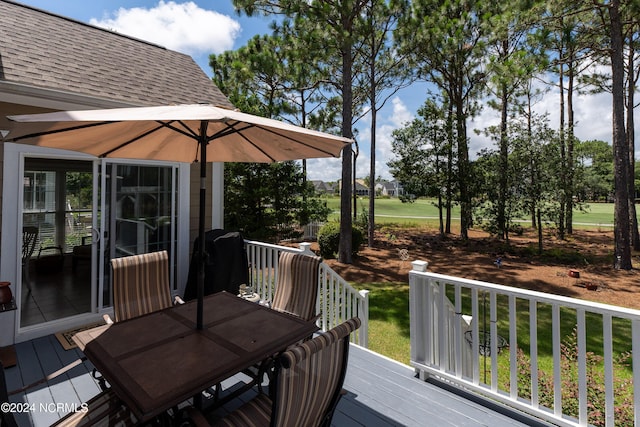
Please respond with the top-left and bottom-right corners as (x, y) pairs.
(272, 252), (322, 321)
(270, 317), (361, 427)
(22, 226), (38, 261)
(111, 251), (172, 322)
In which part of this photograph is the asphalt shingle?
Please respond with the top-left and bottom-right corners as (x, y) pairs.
(0, 0), (234, 108)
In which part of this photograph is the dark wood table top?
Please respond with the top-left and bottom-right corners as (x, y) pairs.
(78, 291), (319, 421)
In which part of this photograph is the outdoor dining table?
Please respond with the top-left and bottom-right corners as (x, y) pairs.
(73, 291), (319, 422)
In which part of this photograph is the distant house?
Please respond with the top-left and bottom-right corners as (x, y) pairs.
(0, 0), (233, 345)
(376, 181), (405, 197)
(354, 180), (369, 196)
(335, 179), (369, 196)
(311, 180), (337, 194)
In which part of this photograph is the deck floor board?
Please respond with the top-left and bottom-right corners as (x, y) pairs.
(4, 334), (554, 427)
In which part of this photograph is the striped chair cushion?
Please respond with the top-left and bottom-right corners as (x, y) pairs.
(272, 252), (322, 321)
(52, 389), (137, 427)
(211, 393), (272, 427)
(111, 251), (172, 322)
(271, 317), (361, 427)
(207, 318), (361, 427)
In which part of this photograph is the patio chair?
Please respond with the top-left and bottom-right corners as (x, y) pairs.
(243, 251), (322, 393)
(186, 317), (361, 427)
(97, 251), (182, 390)
(109, 250), (182, 323)
(21, 226), (38, 292)
(271, 251), (322, 321)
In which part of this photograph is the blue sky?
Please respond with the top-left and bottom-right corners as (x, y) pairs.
(17, 0), (616, 182)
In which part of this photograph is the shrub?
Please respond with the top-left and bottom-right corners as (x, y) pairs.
(318, 222), (364, 259)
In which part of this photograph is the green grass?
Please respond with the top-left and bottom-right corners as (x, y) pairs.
(352, 282), (411, 364)
(321, 196), (615, 228)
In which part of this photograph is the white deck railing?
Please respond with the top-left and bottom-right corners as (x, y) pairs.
(409, 260), (640, 427)
(245, 240), (369, 347)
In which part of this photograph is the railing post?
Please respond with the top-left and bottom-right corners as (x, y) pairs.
(358, 289), (370, 347)
(410, 260), (429, 380)
(412, 260), (428, 272)
(298, 242), (314, 255)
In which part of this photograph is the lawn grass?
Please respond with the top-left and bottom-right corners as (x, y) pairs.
(321, 196), (615, 228)
(351, 282), (411, 364)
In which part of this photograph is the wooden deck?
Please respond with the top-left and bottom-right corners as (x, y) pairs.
(4, 334), (552, 427)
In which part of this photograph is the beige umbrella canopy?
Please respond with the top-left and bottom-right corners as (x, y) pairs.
(5, 103), (352, 329)
(5, 104), (349, 162)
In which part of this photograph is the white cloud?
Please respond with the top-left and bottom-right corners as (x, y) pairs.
(89, 1), (241, 55)
(306, 157), (344, 182)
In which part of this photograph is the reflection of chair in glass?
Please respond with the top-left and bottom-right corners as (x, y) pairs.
(21, 227), (38, 292)
(272, 251), (322, 322)
(109, 250), (180, 323)
(187, 317), (362, 427)
(72, 235), (92, 272)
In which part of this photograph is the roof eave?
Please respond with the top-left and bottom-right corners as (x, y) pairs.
(0, 80), (141, 111)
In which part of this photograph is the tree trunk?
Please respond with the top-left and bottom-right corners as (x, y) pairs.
(368, 37), (377, 248)
(609, 0), (632, 270)
(456, 96), (470, 241)
(566, 64), (575, 235)
(498, 82), (509, 240)
(537, 208), (543, 254)
(626, 33), (639, 250)
(445, 103), (454, 234)
(338, 37), (354, 264)
(558, 60), (566, 240)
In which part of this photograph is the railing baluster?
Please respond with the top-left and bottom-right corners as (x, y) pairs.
(490, 291), (498, 392)
(576, 309), (587, 426)
(633, 319), (640, 424)
(471, 287), (480, 384)
(552, 304), (562, 418)
(454, 284), (462, 378)
(529, 299), (539, 409)
(509, 295), (517, 399)
(603, 314), (614, 427)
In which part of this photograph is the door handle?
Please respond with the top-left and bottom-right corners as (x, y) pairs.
(91, 227), (101, 243)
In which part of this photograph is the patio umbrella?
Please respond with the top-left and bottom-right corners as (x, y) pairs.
(4, 103), (352, 329)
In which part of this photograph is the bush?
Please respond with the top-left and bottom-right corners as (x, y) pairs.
(318, 222), (364, 259)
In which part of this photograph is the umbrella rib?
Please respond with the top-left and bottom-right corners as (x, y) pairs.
(208, 121), (341, 160)
(101, 121), (198, 158)
(7, 121), (114, 142)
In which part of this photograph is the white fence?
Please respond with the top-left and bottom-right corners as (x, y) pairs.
(409, 260), (640, 427)
(245, 240), (369, 347)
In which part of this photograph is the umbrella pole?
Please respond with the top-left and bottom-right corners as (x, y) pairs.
(197, 122), (208, 330)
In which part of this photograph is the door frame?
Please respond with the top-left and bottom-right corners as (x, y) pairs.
(1, 143), (190, 344)
(98, 159), (189, 310)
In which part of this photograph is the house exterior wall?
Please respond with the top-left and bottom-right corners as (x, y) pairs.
(0, 0), (234, 344)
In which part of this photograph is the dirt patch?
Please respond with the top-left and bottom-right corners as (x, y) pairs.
(303, 227), (640, 310)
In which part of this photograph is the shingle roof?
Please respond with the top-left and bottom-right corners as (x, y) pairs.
(0, 0), (234, 108)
